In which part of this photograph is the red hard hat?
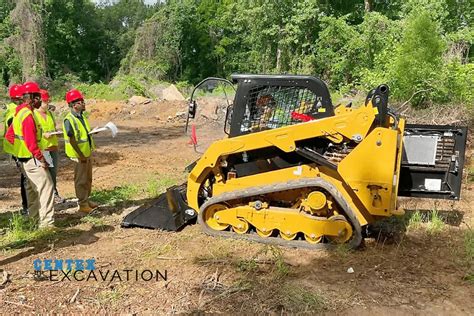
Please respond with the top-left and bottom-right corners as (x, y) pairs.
(22, 81), (41, 94)
(65, 89), (84, 103)
(40, 89), (50, 102)
(9, 84), (23, 99)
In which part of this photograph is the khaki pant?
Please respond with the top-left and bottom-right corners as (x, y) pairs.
(21, 159), (55, 228)
(74, 157), (93, 207)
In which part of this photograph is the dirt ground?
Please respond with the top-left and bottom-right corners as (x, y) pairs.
(0, 100), (473, 314)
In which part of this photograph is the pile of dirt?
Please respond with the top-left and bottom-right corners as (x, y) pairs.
(161, 84), (185, 101)
(83, 96), (227, 127)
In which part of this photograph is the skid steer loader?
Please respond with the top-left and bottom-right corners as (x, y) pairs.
(122, 74), (468, 249)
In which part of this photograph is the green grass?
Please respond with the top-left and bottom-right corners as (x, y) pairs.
(408, 210), (423, 230)
(0, 213), (58, 250)
(80, 215), (106, 227)
(237, 258), (259, 272)
(465, 229), (474, 262)
(145, 176), (178, 198)
(90, 184), (140, 206)
(140, 243), (173, 259)
(98, 288), (123, 306)
(427, 209), (445, 234)
(468, 166), (474, 183)
(280, 284), (326, 313)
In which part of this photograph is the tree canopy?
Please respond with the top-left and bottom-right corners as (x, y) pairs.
(0, 0), (472, 105)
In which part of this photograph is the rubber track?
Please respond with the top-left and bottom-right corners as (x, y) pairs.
(198, 178), (363, 250)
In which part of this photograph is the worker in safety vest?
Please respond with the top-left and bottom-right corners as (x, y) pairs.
(3, 84), (29, 214)
(34, 89), (64, 203)
(5, 82), (55, 228)
(62, 89), (98, 213)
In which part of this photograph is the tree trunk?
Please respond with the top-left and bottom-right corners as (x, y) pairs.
(364, 0), (372, 12)
(276, 47), (282, 72)
(8, 0), (47, 83)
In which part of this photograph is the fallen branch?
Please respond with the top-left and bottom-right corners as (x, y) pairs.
(69, 288), (80, 304)
(399, 89), (432, 114)
(156, 256), (186, 260)
(0, 270), (10, 288)
(3, 300), (34, 309)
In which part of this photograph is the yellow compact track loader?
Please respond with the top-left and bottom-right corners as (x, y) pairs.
(123, 74), (468, 249)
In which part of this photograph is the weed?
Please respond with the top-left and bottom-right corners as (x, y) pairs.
(90, 185), (139, 206)
(465, 229), (474, 262)
(80, 216), (106, 227)
(408, 210), (423, 230)
(267, 246), (289, 279)
(0, 213), (58, 250)
(145, 176), (177, 198)
(334, 243), (351, 259)
(232, 278), (254, 291)
(97, 288), (122, 306)
(140, 243), (173, 259)
(468, 166), (474, 183)
(237, 259), (259, 272)
(280, 284), (325, 313)
(427, 209), (445, 234)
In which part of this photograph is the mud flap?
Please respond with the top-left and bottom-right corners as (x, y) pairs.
(121, 185), (197, 231)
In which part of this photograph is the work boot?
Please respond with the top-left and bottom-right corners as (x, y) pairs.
(54, 193), (65, 204)
(78, 205), (94, 214)
(88, 201), (99, 209)
(20, 207), (29, 216)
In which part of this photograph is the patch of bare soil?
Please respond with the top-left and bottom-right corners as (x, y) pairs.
(0, 100), (472, 314)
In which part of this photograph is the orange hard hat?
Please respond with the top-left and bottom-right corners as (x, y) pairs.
(22, 81), (41, 94)
(40, 89), (50, 102)
(9, 84), (23, 99)
(65, 89), (84, 103)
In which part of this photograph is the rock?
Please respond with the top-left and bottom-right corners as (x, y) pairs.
(162, 84), (185, 101)
(200, 103), (218, 120)
(130, 110), (136, 115)
(175, 111), (186, 118)
(128, 95), (150, 106)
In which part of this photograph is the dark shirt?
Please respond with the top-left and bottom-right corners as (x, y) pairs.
(64, 111), (92, 146)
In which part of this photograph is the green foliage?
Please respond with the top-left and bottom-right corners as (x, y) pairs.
(0, 213), (56, 250)
(80, 215), (106, 227)
(389, 11), (445, 104)
(280, 284), (325, 313)
(75, 83), (127, 101)
(0, 0), (472, 107)
(145, 176), (177, 198)
(408, 210), (423, 230)
(90, 184), (139, 206)
(427, 209), (445, 234)
(465, 229), (474, 262)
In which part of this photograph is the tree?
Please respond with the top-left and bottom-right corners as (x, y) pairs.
(7, 0), (46, 82)
(389, 11), (445, 104)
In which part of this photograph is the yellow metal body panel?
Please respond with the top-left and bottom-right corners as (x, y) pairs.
(215, 206), (352, 240)
(186, 100), (405, 228)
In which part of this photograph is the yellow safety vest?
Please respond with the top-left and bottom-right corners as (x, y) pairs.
(63, 112), (95, 158)
(34, 110), (58, 150)
(12, 106), (41, 158)
(2, 102), (17, 155)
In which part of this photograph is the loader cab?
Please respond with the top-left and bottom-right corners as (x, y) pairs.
(228, 74), (334, 137)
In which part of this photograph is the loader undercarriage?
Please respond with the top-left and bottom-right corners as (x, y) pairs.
(198, 178), (363, 249)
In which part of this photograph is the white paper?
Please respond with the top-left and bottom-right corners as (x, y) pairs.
(88, 127), (108, 134)
(424, 178), (442, 191)
(88, 122), (118, 137)
(42, 151), (54, 167)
